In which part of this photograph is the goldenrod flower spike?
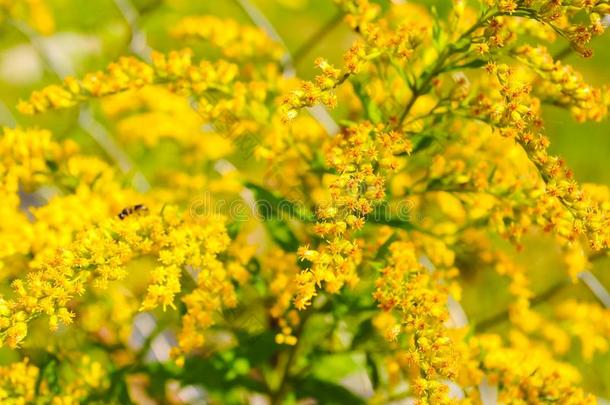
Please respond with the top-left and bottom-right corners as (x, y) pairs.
(17, 49), (241, 115)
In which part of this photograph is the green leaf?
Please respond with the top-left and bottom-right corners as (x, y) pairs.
(227, 220), (243, 239)
(388, 57), (411, 88)
(374, 231), (399, 261)
(245, 182), (310, 251)
(181, 356), (268, 394)
(245, 182), (315, 222)
(412, 134), (438, 154)
(443, 58), (487, 72)
(310, 150), (334, 175)
(265, 217), (300, 251)
(368, 205), (416, 230)
(38, 359), (60, 395)
(311, 353), (364, 383)
(367, 101), (382, 124)
(431, 6), (443, 50)
(110, 375), (134, 404)
(338, 119), (357, 127)
(366, 353), (380, 388)
(449, 38), (471, 52)
(45, 159), (59, 173)
(292, 377), (366, 404)
(139, 347), (271, 400)
(488, 164), (498, 183)
(85, 366), (136, 405)
(425, 177), (444, 191)
(232, 331), (277, 366)
(352, 81), (383, 124)
(350, 319), (376, 349)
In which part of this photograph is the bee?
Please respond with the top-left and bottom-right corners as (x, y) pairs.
(117, 204), (148, 220)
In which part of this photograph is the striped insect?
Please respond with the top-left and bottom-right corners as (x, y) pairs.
(117, 204), (148, 220)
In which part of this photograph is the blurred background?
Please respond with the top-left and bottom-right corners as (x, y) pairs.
(1, 0), (610, 398)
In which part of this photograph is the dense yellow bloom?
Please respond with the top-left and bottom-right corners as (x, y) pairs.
(473, 334), (596, 404)
(171, 15), (284, 61)
(471, 64), (610, 250)
(0, 358), (38, 404)
(513, 45), (610, 122)
(556, 300), (610, 361)
(0, 355), (110, 404)
(17, 49), (239, 114)
(295, 121), (409, 308)
(374, 241), (458, 404)
(0, 204), (230, 348)
(4, 0), (610, 403)
(102, 86), (233, 160)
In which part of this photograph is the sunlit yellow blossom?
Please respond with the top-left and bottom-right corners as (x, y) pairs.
(3, 1), (610, 403)
(0, 358), (38, 403)
(171, 15), (284, 61)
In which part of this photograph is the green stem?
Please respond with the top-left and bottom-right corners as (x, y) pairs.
(397, 86), (422, 126)
(396, 9), (500, 127)
(474, 279), (568, 332)
(553, 45), (573, 61)
(475, 252), (609, 332)
(269, 309), (313, 404)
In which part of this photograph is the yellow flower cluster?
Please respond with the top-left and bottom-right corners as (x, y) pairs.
(336, 0), (427, 61)
(556, 300), (610, 361)
(6, 0), (610, 402)
(513, 45), (610, 122)
(472, 334), (596, 404)
(473, 64), (610, 250)
(0, 126), (70, 192)
(16, 46), (283, 173)
(0, 358), (38, 404)
(321, 122), (403, 225)
(171, 15), (284, 61)
(17, 49), (238, 115)
(261, 249), (300, 345)
(295, 240), (362, 309)
(0, 205), (230, 349)
(295, 122), (409, 308)
(282, 56), (352, 121)
(101, 86), (233, 159)
(173, 234), (255, 361)
(374, 242), (458, 404)
(334, 0), (380, 32)
(0, 127), (58, 264)
(1, 117), (257, 379)
(477, 0), (607, 57)
(0, 355), (109, 404)
(0, 127), (146, 273)
(283, 1), (428, 122)
(0, 0), (54, 35)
